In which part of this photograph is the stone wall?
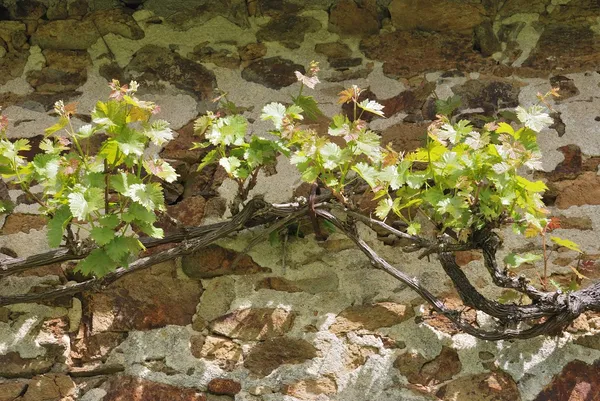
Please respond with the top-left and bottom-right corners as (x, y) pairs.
(0, 0), (600, 400)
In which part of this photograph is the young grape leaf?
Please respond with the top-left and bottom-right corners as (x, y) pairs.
(47, 205), (71, 248)
(261, 102), (286, 130)
(504, 252), (542, 268)
(68, 188), (104, 220)
(357, 99), (385, 117)
(143, 120), (174, 146)
(76, 248), (119, 277)
(125, 182), (165, 211)
(435, 95), (461, 116)
(550, 236), (582, 253)
(90, 226), (116, 246)
(293, 95), (323, 121)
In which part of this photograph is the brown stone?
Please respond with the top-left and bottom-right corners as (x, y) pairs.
(88, 261), (202, 332)
(167, 196), (206, 227)
(575, 333), (600, 351)
(210, 308), (295, 340)
(455, 250), (482, 267)
(329, 0), (379, 37)
(104, 376), (206, 401)
(256, 277), (303, 293)
(380, 123), (428, 153)
(344, 342), (378, 370)
(533, 359), (600, 401)
(32, 9), (143, 50)
(389, 0), (485, 33)
(1, 213), (47, 234)
(540, 144), (584, 181)
(329, 302), (414, 334)
(90, 8), (145, 40)
(21, 374), (75, 401)
(244, 337), (318, 376)
(238, 43), (267, 61)
(126, 45), (216, 100)
(255, 273), (339, 294)
(69, 363), (125, 377)
(315, 42), (352, 60)
(27, 49), (91, 93)
(257, 15), (321, 49)
(452, 78), (521, 114)
(191, 45), (241, 69)
(395, 346), (461, 386)
(553, 215), (593, 231)
(552, 172), (600, 209)
(283, 376), (337, 400)
(0, 381), (27, 401)
(182, 245), (270, 279)
(381, 84), (435, 117)
(550, 75), (580, 101)
(0, 352), (54, 378)
(420, 297), (477, 335)
(0, 21), (27, 53)
(437, 370), (521, 401)
(195, 336), (242, 371)
(71, 332), (127, 363)
(161, 119), (206, 163)
(525, 25), (600, 73)
(241, 56), (305, 90)
(208, 378), (242, 396)
(360, 30), (489, 79)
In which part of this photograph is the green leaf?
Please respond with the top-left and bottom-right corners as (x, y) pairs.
(319, 142), (345, 170)
(76, 248), (119, 277)
(47, 205), (71, 248)
(143, 159), (178, 183)
(125, 182), (165, 211)
(219, 156), (242, 175)
(110, 172), (141, 195)
(197, 149), (218, 172)
(293, 95), (323, 121)
(355, 130), (381, 161)
(301, 166), (319, 183)
(90, 226), (115, 246)
(516, 176), (547, 193)
(105, 236), (142, 263)
(76, 124), (95, 139)
(496, 122), (515, 137)
(357, 99), (385, 117)
(143, 119), (174, 146)
(92, 100), (126, 128)
(261, 102), (287, 130)
(123, 202), (157, 224)
(137, 221), (164, 238)
(550, 236), (582, 253)
(68, 188), (104, 220)
(352, 162), (379, 188)
(407, 222), (421, 236)
(0, 199), (14, 214)
(322, 219), (336, 234)
(115, 127), (146, 157)
(375, 197), (393, 219)
(504, 252), (542, 268)
(32, 153), (60, 181)
(435, 95), (461, 116)
(44, 117), (68, 136)
(100, 214), (120, 229)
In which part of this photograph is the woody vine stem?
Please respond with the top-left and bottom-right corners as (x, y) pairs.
(0, 64), (596, 340)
